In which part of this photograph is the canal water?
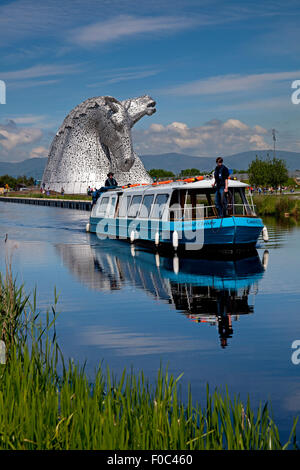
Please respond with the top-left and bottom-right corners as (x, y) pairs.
(0, 202), (299, 442)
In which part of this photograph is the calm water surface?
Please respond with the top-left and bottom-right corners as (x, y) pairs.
(0, 202), (299, 441)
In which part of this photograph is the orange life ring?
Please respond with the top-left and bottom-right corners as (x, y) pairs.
(158, 180), (173, 185)
(182, 175), (204, 183)
(123, 175), (204, 189)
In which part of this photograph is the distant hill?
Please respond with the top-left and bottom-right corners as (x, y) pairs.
(141, 150), (300, 173)
(0, 150), (299, 179)
(0, 158), (47, 180)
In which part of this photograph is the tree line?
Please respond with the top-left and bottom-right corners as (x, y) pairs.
(248, 156), (288, 188)
(0, 174), (35, 189)
(0, 156), (290, 190)
(148, 156), (289, 188)
(148, 168), (208, 179)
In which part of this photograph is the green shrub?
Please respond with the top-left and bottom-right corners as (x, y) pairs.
(253, 195), (300, 219)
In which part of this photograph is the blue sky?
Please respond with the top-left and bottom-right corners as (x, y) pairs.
(0, 0), (300, 162)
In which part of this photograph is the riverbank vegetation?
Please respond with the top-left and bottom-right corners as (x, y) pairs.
(1, 185), (300, 221)
(0, 267), (298, 450)
(2, 190), (91, 201)
(0, 174), (35, 190)
(248, 157), (289, 188)
(253, 195), (300, 218)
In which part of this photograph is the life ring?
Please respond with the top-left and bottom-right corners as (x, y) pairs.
(158, 180), (173, 185)
(182, 176), (204, 183)
(124, 175), (205, 189)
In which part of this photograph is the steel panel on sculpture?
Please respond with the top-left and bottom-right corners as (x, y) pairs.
(41, 95), (156, 194)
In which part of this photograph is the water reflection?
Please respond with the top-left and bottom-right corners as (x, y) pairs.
(257, 216), (300, 250)
(56, 240), (267, 349)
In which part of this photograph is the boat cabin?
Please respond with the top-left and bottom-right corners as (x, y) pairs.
(91, 179), (256, 222)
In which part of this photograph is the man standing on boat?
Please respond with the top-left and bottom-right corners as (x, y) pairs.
(212, 157), (229, 217)
(105, 172), (118, 187)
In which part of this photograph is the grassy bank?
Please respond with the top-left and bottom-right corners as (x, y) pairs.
(0, 268), (298, 450)
(254, 195), (300, 218)
(4, 191), (91, 201)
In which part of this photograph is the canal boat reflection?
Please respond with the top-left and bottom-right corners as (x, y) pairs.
(56, 240), (268, 348)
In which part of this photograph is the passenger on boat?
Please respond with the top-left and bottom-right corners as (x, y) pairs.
(92, 188), (99, 205)
(92, 187), (109, 205)
(212, 157), (229, 217)
(92, 184), (110, 205)
(105, 172), (118, 188)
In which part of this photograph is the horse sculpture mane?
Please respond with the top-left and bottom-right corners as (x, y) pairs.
(42, 95), (156, 194)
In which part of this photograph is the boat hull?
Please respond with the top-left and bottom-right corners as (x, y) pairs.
(89, 215), (264, 252)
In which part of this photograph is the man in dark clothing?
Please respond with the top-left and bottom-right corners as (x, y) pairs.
(105, 172), (118, 187)
(212, 157), (229, 217)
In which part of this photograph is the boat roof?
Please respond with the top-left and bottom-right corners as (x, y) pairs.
(176, 179), (249, 189)
(119, 178), (249, 192)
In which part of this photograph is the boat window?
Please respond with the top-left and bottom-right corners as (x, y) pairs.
(169, 190), (186, 221)
(107, 196), (117, 217)
(151, 193), (169, 219)
(229, 189), (243, 215)
(139, 194), (154, 218)
(186, 192), (207, 205)
(183, 191), (206, 220)
(128, 195), (142, 218)
(118, 195), (131, 217)
(97, 196), (109, 217)
(239, 188), (253, 216)
(169, 189), (218, 220)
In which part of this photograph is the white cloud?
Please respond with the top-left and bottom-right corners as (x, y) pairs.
(80, 326), (209, 356)
(167, 122), (189, 131)
(253, 125), (268, 134)
(0, 64), (81, 92)
(149, 123), (165, 132)
(8, 79), (60, 90)
(0, 1), (284, 47)
(9, 115), (47, 125)
(30, 146), (49, 158)
(248, 135), (267, 149)
(87, 66), (160, 87)
(223, 119), (249, 131)
(134, 118), (269, 156)
(2, 115), (59, 133)
(160, 71), (300, 96)
(69, 14), (199, 45)
(0, 120), (43, 151)
(215, 96), (291, 113)
(0, 63), (80, 81)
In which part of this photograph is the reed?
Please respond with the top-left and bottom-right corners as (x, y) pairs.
(254, 195), (300, 218)
(0, 262), (30, 354)
(0, 269), (298, 450)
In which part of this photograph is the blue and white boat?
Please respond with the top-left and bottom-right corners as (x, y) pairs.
(87, 176), (267, 252)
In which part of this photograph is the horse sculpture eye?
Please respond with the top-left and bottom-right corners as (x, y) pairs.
(111, 113), (124, 130)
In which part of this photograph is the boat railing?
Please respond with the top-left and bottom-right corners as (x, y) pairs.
(169, 203), (256, 220)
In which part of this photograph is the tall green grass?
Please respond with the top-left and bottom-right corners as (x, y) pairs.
(0, 268), (298, 450)
(0, 263), (30, 353)
(254, 195), (300, 218)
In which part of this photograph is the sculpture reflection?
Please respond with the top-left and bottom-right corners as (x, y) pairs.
(56, 240), (267, 348)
